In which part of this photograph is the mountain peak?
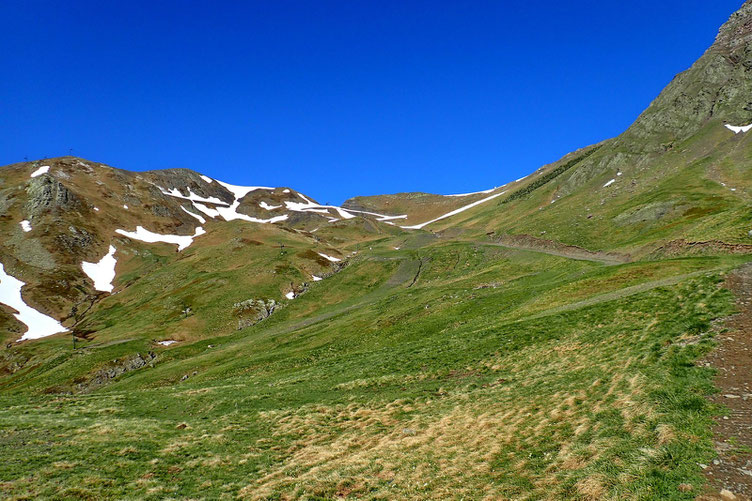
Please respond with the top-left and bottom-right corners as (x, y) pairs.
(618, 1), (752, 149)
(712, 0), (752, 52)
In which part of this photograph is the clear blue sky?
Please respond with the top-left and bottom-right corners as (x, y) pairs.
(0, 1), (742, 203)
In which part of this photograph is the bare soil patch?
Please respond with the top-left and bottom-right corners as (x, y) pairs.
(700, 263), (752, 501)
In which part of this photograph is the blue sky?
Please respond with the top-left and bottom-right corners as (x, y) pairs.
(0, 1), (741, 203)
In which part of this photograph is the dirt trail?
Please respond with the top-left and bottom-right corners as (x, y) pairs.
(700, 263), (752, 501)
(472, 234), (630, 265)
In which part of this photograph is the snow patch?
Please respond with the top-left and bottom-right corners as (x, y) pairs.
(193, 203), (221, 219)
(81, 245), (117, 292)
(30, 166), (50, 178)
(445, 187), (496, 197)
(283, 189), (291, 193)
(216, 180), (275, 199)
(158, 340), (178, 346)
(725, 124), (752, 134)
(115, 226), (205, 251)
(603, 179), (616, 188)
(200, 175), (213, 184)
(19, 221), (31, 232)
(181, 206), (206, 224)
(94, 207), (100, 212)
(285, 291), (295, 300)
(312, 275), (322, 282)
(0, 262), (67, 341)
(401, 191), (507, 230)
(318, 252), (341, 263)
(284, 194), (403, 222)
(123, 204), (129, 210)
(158, 186), (226, 205)
(259, 201), (282, 211)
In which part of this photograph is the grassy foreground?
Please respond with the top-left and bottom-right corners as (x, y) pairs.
(0, 242), (747, 499)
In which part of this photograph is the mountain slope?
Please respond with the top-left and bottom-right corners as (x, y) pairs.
(3, 3), (752, 500)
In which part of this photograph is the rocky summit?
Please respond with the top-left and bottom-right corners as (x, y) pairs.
(3, 2), (752, 500)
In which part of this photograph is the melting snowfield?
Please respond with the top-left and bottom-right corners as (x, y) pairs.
(19, 220), (32, 232)
(445, 187), (496, 197)
(181, 206), (207, 224)
(401, 190), (507, 230)
(160, 179), (404, 224)
(725, 123), (752, 134)
(30, 165), (50, 178)
(0, 262), (67, 341)
(81, 245), (118, 292)
(317, 252), (341, 263)
(116, 226), (206, 251)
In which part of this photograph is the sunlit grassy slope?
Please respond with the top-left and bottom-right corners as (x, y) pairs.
(1, 237), (747, 499)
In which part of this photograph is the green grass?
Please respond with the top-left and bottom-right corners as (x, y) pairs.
(0, 240), (744, 499)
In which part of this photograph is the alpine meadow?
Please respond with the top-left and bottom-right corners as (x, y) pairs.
(3, 2), (752, 500)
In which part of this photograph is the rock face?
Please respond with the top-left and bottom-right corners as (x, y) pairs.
(233, 299), (277, 330)
(619, 0), (752, 149)
(78, 352), (157, 392)
(25, 174), (82, 216)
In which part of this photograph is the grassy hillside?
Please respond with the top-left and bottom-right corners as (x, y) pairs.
(4, 3), (752, 499)
(1, 238), (748, 498)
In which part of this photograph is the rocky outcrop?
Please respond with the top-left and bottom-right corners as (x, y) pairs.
(233, 298), (278, 330)
(77, 352), (157, 392)
(25, 175), (82, 216)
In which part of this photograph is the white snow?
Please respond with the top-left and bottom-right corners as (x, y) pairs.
(0, 262), (67, 341)
(200, 175), (213, 184)
(212, 181), (284, 223)
(30, 166), (50, 178)
(94, 207), (100, 212)
(158, 186), (226, 205)
(285, 291), (295, 300)
(81, 245), (117, 292)
(181, 206), (206, 224)
(158, 340), (177, 346)
(115, 226), (205, 251)
(312, 275), (322, 281)
(401, 191), (507, 230)
(259, 201), (282, 211)
(192, 203), (221, 219)
(216, 180), (275, 199)
(318, 252), (341, 263)
(445, 187), (496, 197)
(617, 172), (623, 176)
(284, 193), (403, 222)
(283, 189), (291, 193)
(725, 124), (752, 134)
(123, 204), (129, 210)
(19, 221), (31, 233)
(162, 181), (287, 224)
(603, 179), (616, 188)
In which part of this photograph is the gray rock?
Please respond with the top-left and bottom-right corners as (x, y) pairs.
(233, 298), (278, 330)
